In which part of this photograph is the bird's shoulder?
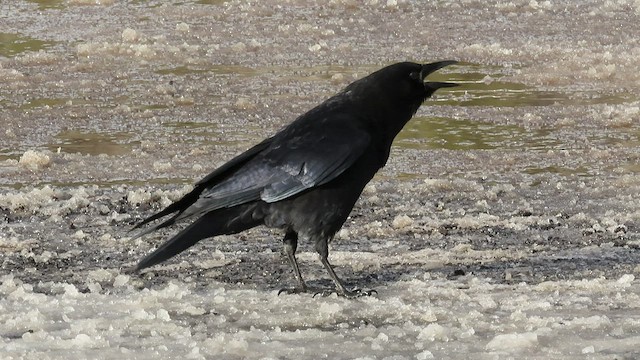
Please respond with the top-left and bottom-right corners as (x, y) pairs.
(269, 103), (369, 151)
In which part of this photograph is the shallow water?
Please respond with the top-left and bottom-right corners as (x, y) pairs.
(2, 1), (640, 359)
(4, 64), (637, 168)
(0, 32), (57, 57)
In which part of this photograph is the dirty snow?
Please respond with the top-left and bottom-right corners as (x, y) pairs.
(1, 0), (640, 359)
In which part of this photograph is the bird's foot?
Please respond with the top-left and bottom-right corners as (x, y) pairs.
(277, 287), (305, 295)
(277, 286), (326, 296)
(313, 288), (377, 299)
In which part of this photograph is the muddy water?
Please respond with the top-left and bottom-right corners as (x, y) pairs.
(2, 63), (636, 175)
(0, 32), (57, 57)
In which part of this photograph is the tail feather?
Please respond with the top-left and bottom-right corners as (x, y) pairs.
(135, 204), (261, 271)
(128, 212), (180, 241)
(130, 187), (204, 232)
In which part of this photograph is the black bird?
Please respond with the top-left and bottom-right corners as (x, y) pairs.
(131, 61), (457, 297)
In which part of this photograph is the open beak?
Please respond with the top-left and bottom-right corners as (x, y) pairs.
(421, 60), (458, 90)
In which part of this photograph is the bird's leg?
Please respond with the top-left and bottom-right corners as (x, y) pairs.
(315, 237), (376, 298)
(278, 230), (310, 295)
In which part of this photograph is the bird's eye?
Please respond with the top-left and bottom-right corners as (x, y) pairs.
(409, 71), (421, 81)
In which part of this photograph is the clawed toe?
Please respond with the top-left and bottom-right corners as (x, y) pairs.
(279, 286), (376, 298)
(278, 287), (307, 295)
(278, 286), (325, 296)
(352, 288), (377, 297)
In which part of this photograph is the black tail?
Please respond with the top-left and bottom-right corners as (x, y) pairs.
(130, 186), (205, 232)
(135, 204), (261, 271)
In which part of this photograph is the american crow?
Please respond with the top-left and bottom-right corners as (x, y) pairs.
(131, 61), (457, 297)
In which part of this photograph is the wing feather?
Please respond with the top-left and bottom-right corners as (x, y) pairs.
(176, 114), (371, 220)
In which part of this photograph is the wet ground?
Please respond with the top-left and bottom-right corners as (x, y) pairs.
(1, 0), (640, 359)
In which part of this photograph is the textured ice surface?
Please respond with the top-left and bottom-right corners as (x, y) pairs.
(1, 272), (639, 359)
(1, 0), (640, 359)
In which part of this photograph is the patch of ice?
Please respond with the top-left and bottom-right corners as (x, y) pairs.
(19, 150), (50, 170)
(309, 44), (322, 52)
(231, 42), (246, 52)
(485, 332), (538, 351)
(234, 97), (254, 110)
(617, 274), (635, 285)
(417, 323), (449, 342)
(176, 22), (190, 33)
(153, 161), (172, 172)
(415, 350), (435, 359)
(121, 28), (139, 42)
(113, 274), (129, 287)
(0, 185), (57, 212)
(392, 214), (413, 230)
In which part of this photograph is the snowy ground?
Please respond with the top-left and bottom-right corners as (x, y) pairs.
(1, 0), (640, 359)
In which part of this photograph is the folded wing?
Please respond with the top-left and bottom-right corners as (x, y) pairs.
(171, 114), (371, 222)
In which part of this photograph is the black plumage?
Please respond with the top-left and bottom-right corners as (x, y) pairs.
(131, 61), (457, 297)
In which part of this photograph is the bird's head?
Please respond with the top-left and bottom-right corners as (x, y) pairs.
(374, 60), (457, 108)
(342, 60), (457, 136)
